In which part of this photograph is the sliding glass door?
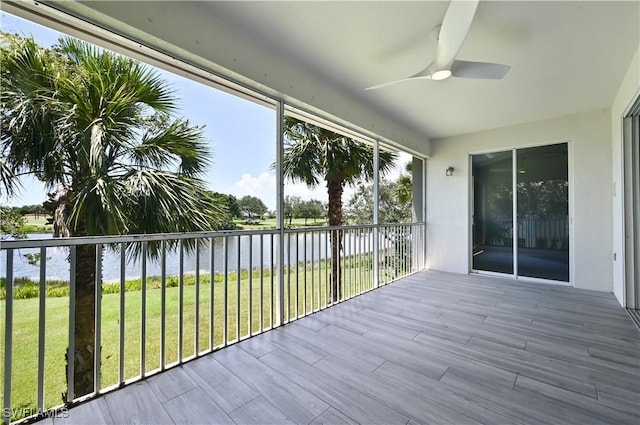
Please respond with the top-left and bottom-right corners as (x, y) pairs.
(472, 143), (569, 282)
(472, 150), (514, 274)
(516, 144), (569, 281)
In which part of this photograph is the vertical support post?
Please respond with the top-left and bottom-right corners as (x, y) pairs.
(373, 140), (380, 288)
(223, 237), (228, 346)
(311, 231), (315, 312)
(236, 236), (241, 340)
(195, 241), (200, 354)
(67, 246), (76, 403)
(512, 150), (519, 278)
(260, 235), (264, 332)
(357, 228), (361, 293)
(160, 241), (166, 370)
(287, 233), (292, 321)
(324, 231), (329, 307)
(270, 234), (275, 328)
(276, 100), (285, 327)
(95, 244), (103, 394)
(119, 243), (126, 382)
(37, 247), (47, 411)
(178, 240), (184, 362)
(248, 235), (253, 336)
(209, 238), (215, 349)
(303, 231), (307, 315)
(412, 157), (427, 271)
(3, 250), (14, 425)
(423, 159), (428, 270)
(140, 242), (146, 377)
(295, 233), (299, 318)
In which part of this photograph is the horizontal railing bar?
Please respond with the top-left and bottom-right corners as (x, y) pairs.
(0, 223), (424, 250)
(0, 229), (277, 249)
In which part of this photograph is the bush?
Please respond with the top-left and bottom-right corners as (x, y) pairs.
(0, 268), (273, 300)
(14, 283), (40, 299)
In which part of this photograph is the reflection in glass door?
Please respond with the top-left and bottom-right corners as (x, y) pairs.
(516, 144), (569, 281)
(472, 143), (569, 282)
(472, 151), (514, 275)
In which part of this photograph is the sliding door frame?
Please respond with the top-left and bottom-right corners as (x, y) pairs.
(469, 140), (574, 286)
(623, 97), (640, 308)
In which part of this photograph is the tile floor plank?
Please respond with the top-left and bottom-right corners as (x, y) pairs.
(162, 388), (233, 425)
(215, 345), (329, 424)
(103, 381), (174, 425)
(228, 396), (296, 425)
(182, 356), (258, 414)
(515, 375), (639, 424)
(261, 349), (410, 425)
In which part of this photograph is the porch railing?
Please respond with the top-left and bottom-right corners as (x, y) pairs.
(1, 222), (425, 424)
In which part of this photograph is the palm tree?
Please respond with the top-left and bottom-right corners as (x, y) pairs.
(1, 34), (223, 398)
(394, 161), (413, 211)
(282, 117), (395, 301)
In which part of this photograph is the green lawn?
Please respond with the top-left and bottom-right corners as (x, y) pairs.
(233, 217), (328, 230)
(3, 274), (276, 420)
(1, 255), (397, 421)
(16, 215), (327, 233)
(19, 214), (53, 233)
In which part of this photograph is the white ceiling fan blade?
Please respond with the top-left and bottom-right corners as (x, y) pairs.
(451, 60), (511, 79)
(365, 75), (430, 91)
(435, 0), (479, 69)
(365, 62), (435, 90)
(365, 78), (415, 91)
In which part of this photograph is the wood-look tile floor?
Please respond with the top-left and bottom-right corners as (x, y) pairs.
(48, 271), (640, 424)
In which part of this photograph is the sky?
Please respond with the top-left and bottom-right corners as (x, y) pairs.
(1, 12), (410, 211)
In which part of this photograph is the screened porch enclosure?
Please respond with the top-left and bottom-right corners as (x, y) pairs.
(1, 0), (639, 424)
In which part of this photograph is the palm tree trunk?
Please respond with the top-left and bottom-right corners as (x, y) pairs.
(66, 243), (96, 399)
(327, 179), (343, 302)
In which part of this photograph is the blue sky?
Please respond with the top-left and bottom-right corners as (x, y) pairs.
(1, 12), (409, 211)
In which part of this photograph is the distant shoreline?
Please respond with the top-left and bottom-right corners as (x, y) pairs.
(19, 225), (54, 233)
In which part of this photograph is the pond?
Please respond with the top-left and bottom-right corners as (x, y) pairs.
(1, 232), (376, 282)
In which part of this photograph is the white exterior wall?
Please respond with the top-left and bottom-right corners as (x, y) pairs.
(611, 46), (640, 306)
(427, 109), (613, 292)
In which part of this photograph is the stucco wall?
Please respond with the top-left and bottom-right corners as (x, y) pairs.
(611, 46), (640, 306)
(427, 109), (613, 292)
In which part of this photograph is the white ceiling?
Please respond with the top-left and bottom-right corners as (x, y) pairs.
(195, 1), (639, 139)
(15, 1), (640, 153)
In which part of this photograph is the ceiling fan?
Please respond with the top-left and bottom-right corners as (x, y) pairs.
(365, 0), (510, 90)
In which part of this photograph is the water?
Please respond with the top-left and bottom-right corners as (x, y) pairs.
(1, 232), (375, 282)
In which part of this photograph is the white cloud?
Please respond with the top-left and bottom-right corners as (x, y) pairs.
(235, 172), (274, 196)
(234, 172), (276, 209)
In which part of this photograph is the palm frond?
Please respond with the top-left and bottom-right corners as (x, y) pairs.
(282, 117), (398, 188)
(132, 118), (210, 177)
(0, 159), (21, 197)
(123, 171), (225, 258)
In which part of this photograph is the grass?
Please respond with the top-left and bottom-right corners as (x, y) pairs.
(0, 253), (408, 421)
(18, 215), (53, 234)
(3, 273), (277, 421)
(233, 217), (328, 230)
(16, 215), (327, 233)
